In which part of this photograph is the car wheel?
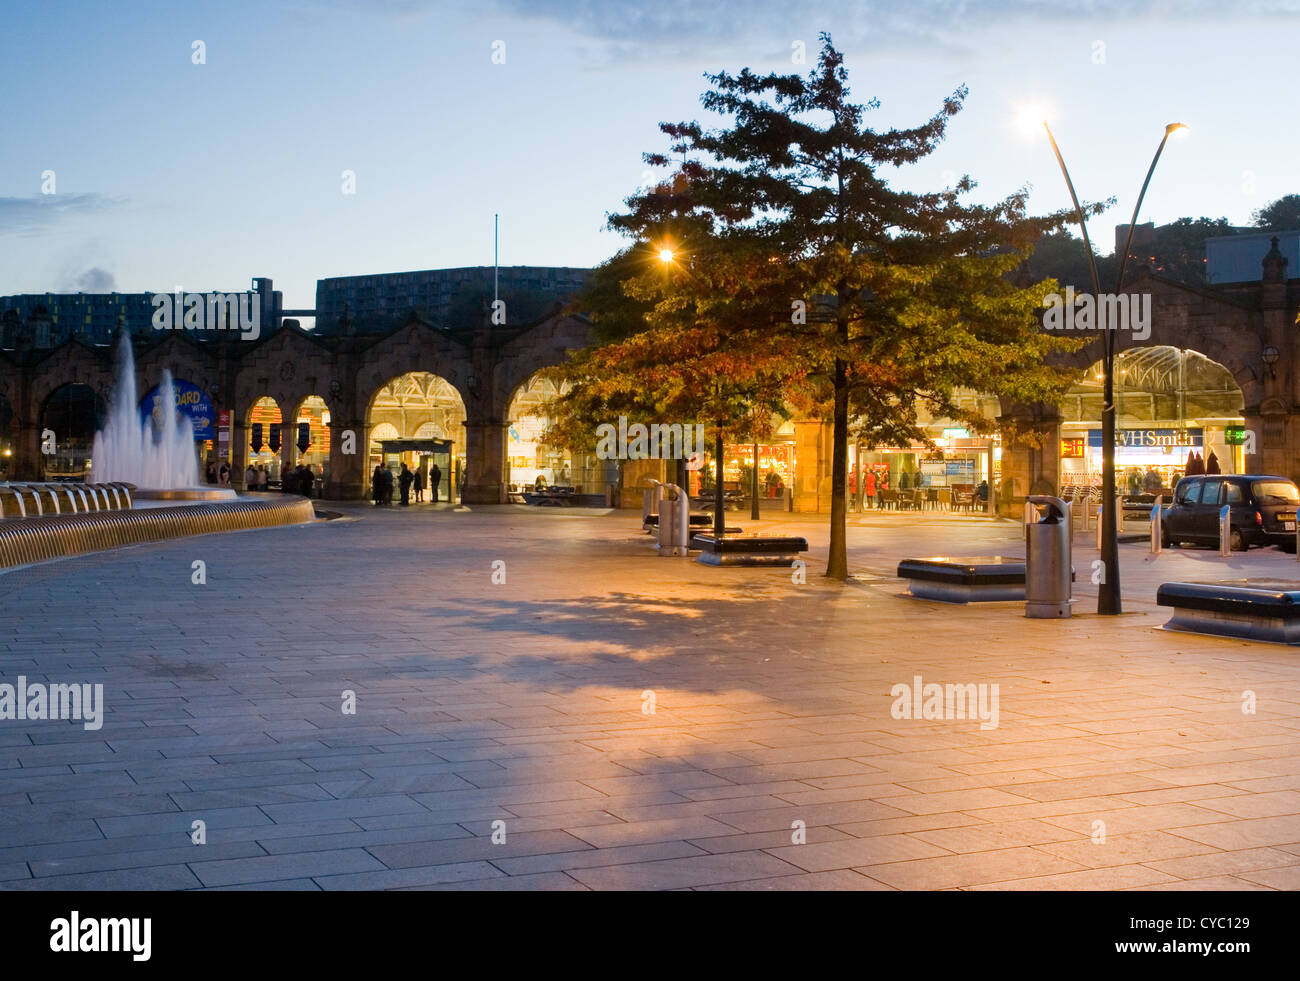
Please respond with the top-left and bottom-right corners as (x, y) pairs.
(1230, 528), (1247, 552)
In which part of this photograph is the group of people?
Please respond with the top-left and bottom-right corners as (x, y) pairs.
(205, 461), (231, 486)
(242, 464), (271, 490)
(372, 462), (441, 506)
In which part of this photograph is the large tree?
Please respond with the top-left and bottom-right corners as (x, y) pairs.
(553, 35), (1086, 578)
(1253, 194), (1300, 232)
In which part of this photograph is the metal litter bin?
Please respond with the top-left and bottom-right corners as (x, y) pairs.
(1026, 495), (1072, 618)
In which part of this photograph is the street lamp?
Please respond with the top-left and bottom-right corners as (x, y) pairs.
(1030, 113), (1186, 615)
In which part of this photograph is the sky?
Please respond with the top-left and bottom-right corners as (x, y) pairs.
(3, 0), (1298, 322)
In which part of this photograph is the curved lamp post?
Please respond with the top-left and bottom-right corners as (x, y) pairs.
(1036, 117), (1186, 615)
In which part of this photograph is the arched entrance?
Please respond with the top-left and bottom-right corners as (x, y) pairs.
(1059, 345), (1245, 499)
(245, 397), (283, 486)
(366, 373), (466, 503)
(506, 373), (614, 495)
(293, 395), (330, 485)
(40, 384), (106, 480)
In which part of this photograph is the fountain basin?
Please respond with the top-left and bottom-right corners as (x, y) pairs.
(0, 496), (315, 571)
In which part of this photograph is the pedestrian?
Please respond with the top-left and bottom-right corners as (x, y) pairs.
(218, 462), (230, 486)
(206, 461), (217, 485)
(298, 464), (314, 498)
(864, 469), (877, 508)
(382, 466), (394, 505)
(413, 468), (425, 503)
(371, 464), (384, 506)
(398, 463), (414, 506)
(245, 463), (257, 488)
(430, 462), (442, 503)
(898, 469), (910, 491)
(257, 465), (267, 489)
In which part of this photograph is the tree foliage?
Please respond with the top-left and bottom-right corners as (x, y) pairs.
(548, 34), (1087, 578)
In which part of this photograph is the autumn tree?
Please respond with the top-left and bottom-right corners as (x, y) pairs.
(552, 35), (1087, 578)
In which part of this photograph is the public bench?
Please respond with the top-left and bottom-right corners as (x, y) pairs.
(691, 533), (808, 566)
(897, 556), (1028, 602)
(1157, 579), (1300, 644)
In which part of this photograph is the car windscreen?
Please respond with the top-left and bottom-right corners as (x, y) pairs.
(1252, 481), (1299, 505)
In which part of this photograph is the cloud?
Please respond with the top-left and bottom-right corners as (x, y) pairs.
(70, 267), (117, 292)
(0, 194), (121, 236)
(483, 0), (1300, 59)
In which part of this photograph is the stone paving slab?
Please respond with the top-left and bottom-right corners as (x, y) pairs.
(1, 506), (1298, 889)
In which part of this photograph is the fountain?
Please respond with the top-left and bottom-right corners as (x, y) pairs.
(90, 333), (233, 501)
(0, 332), (316, 569)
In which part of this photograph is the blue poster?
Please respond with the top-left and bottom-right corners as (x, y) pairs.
(140, 380), (214, 440)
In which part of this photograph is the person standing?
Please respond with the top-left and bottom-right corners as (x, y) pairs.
(257, 465), (268, 489)
(298, 464), (314, 499)
(898, 469), (910, 491)
(398, 463), (414, 506)
(430, 462), (442, 503)
(864, 469), (877, 509)
(371, 464), (384, 506)
(382, 465), (394, 506)
(245, 463), (257, 489)
(413, 467), (425, 503)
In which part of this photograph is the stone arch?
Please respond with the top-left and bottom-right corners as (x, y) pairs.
(365, 371), (467, 502)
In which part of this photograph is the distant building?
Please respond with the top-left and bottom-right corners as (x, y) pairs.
(0, 278), (283, 349)
(313, 266), (591, 334)
(1207, 230), (1299, 284)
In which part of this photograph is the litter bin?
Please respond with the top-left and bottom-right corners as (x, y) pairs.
(1025, 495), (1072, 618)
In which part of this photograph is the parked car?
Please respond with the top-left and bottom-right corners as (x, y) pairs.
(1162, 474), (1299, 552)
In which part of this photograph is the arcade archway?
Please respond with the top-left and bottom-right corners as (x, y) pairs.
(366, 373), (466, 502)
(1059, 346), (1245, 498)
(40, 384), (105, 480)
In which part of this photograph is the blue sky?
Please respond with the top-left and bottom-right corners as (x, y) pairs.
(3, 0), (1298, 320)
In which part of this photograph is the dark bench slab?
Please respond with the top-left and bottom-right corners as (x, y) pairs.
(1158, 579), (1300, 643)
(692, 533), (807, 566)
(644, 512), (714, 529)
(897, 556), (1026, 603)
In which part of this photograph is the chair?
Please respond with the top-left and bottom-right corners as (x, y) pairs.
(881, 489), (899, 511)
(926, 488), (939, 511)
(937, 489), (952, 511)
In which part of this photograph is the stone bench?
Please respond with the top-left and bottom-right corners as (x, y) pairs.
(692, 533), (807, 566)
(1157, 579), (1300, 643)
(897, 556), (1041, 603)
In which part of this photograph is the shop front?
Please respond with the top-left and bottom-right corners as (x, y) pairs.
(1058, 423), (1244, 500)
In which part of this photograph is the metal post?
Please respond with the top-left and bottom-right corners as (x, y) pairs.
(751, 439), (760, 521)
(1150, 495), (1162, 554)
(1219, 504), (1231, 556)
(1096, 507), (1103, 551)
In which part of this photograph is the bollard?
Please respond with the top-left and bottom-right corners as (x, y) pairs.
(1219, 504), (1232, 556)
(643, 479), (664, 534)
(1096, 507), (1103, 550)
(1150, 495), (1163, 554)
(1023, 499), (1036, 527)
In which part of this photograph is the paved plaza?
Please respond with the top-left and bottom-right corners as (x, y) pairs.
(1, 503), (1298, 891)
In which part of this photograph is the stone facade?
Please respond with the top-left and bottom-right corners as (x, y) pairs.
(3, 254), (1296, 513)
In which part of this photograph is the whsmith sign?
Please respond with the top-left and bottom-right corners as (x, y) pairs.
(1086, 428), (1203, 448)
